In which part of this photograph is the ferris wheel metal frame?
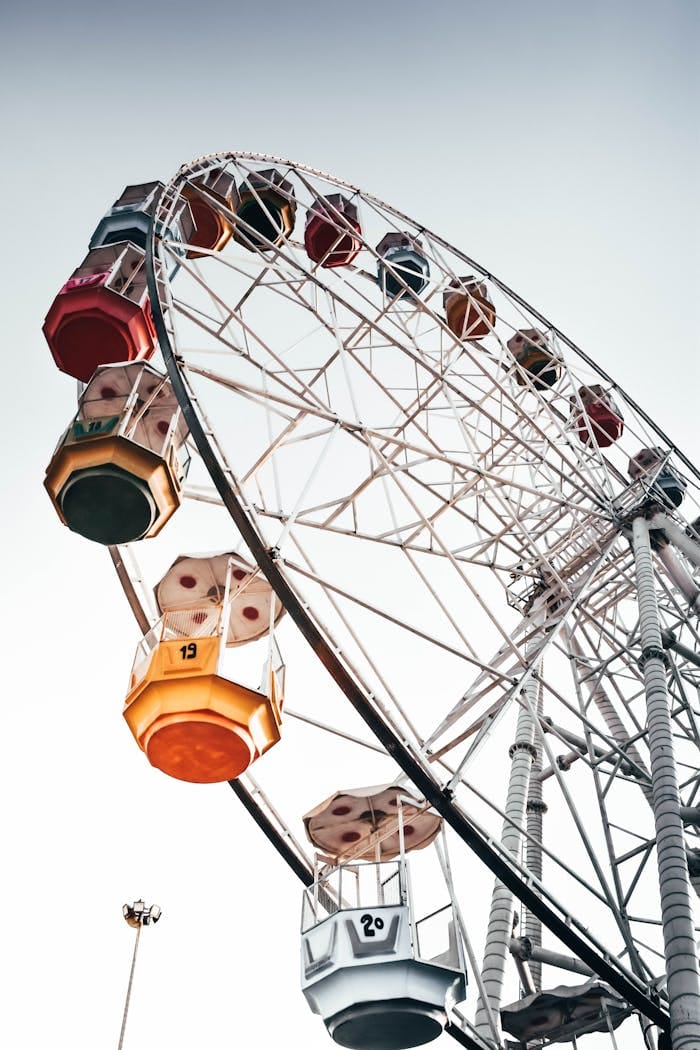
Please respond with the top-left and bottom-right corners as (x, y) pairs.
(98, 151), (700, 1048)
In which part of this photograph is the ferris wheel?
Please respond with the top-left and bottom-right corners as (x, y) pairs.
(43, 154), (700, 1050)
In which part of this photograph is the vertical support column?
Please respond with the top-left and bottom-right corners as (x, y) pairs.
(475, 672), (537, 1038)
(632, 516), (700, 1050)
(525, 677), (546, 990)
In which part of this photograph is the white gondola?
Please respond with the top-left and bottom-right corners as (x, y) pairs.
(155, 551), (284, 646)
(301, 791), (466, 1050)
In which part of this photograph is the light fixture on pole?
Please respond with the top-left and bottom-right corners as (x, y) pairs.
(123, 899), (162, 927)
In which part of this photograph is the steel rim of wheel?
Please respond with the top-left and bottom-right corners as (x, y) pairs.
(105, 152), (700, 1047)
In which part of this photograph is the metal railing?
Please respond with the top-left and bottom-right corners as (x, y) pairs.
(415, 903), (461, 967)
(128, 606), (224, 691)
(301, 860), (405, 934)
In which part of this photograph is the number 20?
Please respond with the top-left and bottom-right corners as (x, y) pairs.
(360, 913), (385, 937)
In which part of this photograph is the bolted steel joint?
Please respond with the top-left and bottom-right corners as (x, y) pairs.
(508, 740), (537, 760)
(509, 935), (533, 960)
(638, 645), (670, 671)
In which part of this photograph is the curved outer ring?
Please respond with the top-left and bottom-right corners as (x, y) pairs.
(145, 156), (670, 1033)
(170, 152), (698, 485)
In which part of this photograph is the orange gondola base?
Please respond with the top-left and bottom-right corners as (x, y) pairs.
(44, 431), (183, 545)
(443, 277), (496, 341)
(182, 170), (238, 257)
(123, 638), (282, 784)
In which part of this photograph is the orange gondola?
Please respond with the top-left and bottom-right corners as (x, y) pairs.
(444, 276), (495, 341)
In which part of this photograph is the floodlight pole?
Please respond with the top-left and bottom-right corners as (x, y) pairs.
(118, 900), (161, 1050)
(631, 516), (700, 1050)
(118, 923), (141, 1050)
